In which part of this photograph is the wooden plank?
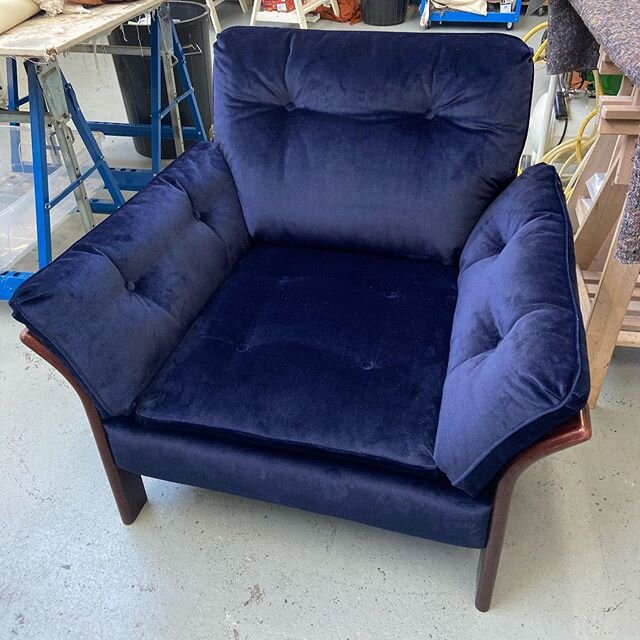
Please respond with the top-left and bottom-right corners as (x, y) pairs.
(0, 0), (162, 59)
(586, 219), (640, 406)
(566, 134), (616, 231)
(615, 135), (638, 185)
(575, 266), (592, 324)
(587, 286), (640, 306)
(598, 50), (622, 75)
(601, 103), (640, 121)
(617, 331), (640, 348)
(574, 164), (628, 269)
(575, 197), (589, 227)
(598, 120), (640, 136)
(582, 270), (640, 285)
(583, 271), (640, 292)
(622, 315), (640, 330)
(584, 284), (640, 311)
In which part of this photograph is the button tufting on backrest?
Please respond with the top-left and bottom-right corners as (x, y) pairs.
(213, 29), (534, 264)
(125, 280), (136, 292)
(193, 210), (202, 221)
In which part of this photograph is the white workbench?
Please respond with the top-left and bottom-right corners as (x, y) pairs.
(0, 0), (163, 60)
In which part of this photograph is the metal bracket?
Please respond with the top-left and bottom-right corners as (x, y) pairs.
(36, 62), (95, 232)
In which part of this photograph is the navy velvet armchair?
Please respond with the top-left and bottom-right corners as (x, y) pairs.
(10, 28), (591, 610)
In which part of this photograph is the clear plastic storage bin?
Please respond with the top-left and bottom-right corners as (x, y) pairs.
(0, 122), (103, 272)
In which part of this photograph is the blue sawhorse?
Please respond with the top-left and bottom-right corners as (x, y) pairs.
(0, 4), (206, 299)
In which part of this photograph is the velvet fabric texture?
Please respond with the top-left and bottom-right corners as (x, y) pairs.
(135, 244), (457, 474)
(10, 30), (589, 545)
(10, 142), (249, 417)
(435, 164), (590, 496)
(214, 28), (533, 265)
(104, 417), (494, 549)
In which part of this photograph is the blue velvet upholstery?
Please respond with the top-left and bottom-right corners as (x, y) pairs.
(9, 29), (589, 548)
(135, 244), (457, 474)
(214, 28), (533, 264)
(435, 164), (590, 496)
(104, 417), (494, 549)
(10, 142), (249, 417)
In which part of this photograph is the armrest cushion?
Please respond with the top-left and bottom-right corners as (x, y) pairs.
(10, 142), (249, 418)
(434, 164), (589, 496)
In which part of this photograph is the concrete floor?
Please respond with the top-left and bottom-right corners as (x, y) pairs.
(1, 6), (639, 640)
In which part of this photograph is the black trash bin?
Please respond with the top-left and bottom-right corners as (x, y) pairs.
(361, 0), (408, 25)
(108, 1), (212, 159)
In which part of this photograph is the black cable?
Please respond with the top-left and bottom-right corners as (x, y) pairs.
(554, 74), (569, 147)
(556, 118), (569, 147)
(557, 118), (569, 146)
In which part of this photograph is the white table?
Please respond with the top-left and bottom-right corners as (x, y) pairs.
(0, 0), (162, 60)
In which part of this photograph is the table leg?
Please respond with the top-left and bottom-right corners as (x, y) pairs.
(159, 3), (185, 158)
(150, 10), (162, 175)
(26, 61), (52, 268)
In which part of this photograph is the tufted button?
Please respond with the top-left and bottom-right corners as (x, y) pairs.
(236, 343), (249, 353)
(424, 109), (435, 120)
(362, 361), (374, 370)
(125, 280), (136, 292)
(193, 210), (201, 221)
(383, 291), (401, 299)
(284, 102), (295, 112)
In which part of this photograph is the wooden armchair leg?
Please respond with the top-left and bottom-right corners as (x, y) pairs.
(474, 409), (592, 611)
(20, 330), (148, 525)
(475, 480), (512, 612)
(109, 468), (147, 525)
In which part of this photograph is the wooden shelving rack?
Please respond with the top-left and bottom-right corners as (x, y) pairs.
(568, 52), (640, 407)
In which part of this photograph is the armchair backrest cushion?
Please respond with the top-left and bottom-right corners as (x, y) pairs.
(434, 164), (590, 496)
(10, 143), (249, 418)
(214, 28), (533, 265)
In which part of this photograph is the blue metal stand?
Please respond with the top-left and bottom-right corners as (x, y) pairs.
(0, 4), (207, 300)
(87, 11), (207, 199)
(26, 62), (52, 271)
(420, 0), (524, 29)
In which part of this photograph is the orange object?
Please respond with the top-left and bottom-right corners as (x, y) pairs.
(262, 0), (295, 10)
(314, 0), (361, 24)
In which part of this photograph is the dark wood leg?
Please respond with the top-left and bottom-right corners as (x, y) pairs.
(20, 330), (148, 524)
(108, 469), (147, 525)
(475, 481), (513, 612)
(90, 421), (148, 525)
(474, 409), (592, 611)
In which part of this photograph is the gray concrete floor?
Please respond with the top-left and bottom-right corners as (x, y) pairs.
(1, 7), (639, 640)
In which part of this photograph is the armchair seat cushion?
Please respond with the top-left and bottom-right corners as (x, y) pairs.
(134, 244), (458, 475)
